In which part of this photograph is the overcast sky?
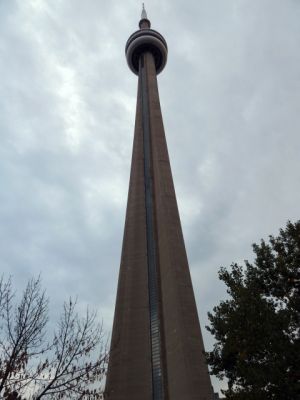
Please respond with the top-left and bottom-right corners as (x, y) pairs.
(1, 0), (300, 394)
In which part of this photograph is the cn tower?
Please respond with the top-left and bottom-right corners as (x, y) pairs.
(105, 7), (214, 400)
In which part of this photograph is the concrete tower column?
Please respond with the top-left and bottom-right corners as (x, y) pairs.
(105, 7), (214, 400)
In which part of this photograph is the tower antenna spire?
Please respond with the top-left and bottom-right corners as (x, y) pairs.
(141, 3), (147, 20)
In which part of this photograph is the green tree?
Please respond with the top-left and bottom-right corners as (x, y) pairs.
(206, 221), (300, 400)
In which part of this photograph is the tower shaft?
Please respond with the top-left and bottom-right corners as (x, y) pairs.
(105, 49), (213, 400)
(105, 13), (214, 400)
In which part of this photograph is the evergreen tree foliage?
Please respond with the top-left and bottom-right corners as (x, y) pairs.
(206, 221), (300, 400)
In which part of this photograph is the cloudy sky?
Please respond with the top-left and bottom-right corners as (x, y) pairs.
(1, 0), (299, 394)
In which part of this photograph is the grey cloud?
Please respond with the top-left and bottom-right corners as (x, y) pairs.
(1, 0), (300, 394)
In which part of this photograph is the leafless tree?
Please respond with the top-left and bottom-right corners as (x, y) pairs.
(0, 277), (108, 399)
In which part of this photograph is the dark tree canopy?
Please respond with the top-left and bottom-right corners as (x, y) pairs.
(206, 220), (300, 400)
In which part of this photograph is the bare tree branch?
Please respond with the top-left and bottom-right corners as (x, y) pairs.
(0, 277), (107, 400)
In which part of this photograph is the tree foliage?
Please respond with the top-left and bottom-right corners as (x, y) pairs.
(0, 277), (107, 399)
(206, 220), (300, 400)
